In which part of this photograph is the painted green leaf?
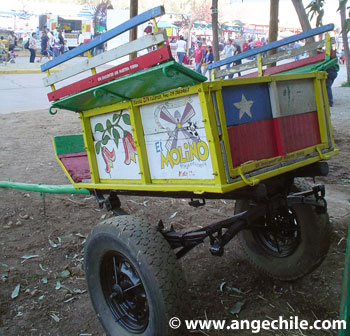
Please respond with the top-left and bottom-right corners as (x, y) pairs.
(102, 135), (110, 145)
(112, 114), (118, 122)
(122, 113), (131, 125)
(113, 128), (120, 147)
(95, 141), (101, 155)
(94, 123), (104, 133)
(106, 119), (112, 135)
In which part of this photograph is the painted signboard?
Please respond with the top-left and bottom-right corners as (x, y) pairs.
(90, 109), (140, 180)
(140, 94), (214, 180)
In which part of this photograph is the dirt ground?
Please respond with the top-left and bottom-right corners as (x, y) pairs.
(0, 87), (350, 336)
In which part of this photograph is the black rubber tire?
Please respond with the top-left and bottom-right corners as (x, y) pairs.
(84, 215), (186, 336)
(235, 180), (331, 281)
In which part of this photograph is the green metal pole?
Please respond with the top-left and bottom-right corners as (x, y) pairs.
(0, 181), (90, 195)
(339, 223), (350, 336)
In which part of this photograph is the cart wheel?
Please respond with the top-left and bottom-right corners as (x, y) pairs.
(84, 215), (186, 336)
(235, 180), (331, 281)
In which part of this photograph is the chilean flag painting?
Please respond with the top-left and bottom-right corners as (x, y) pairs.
(222, 79), (321, 167)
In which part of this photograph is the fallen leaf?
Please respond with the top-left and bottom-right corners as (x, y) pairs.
(21, 255), (39, 263)
(39, 264), (47, 272)
(57, 270), (70, 278)
(39, 295), (45, 300)
(49, 239), (58, 248)
(169, 212), (178, 219)
(220, 281), (226, 292)
(55, 281), (61, 290)
(41, 277), (48, 284)
(49, 313), (60, 323)
(11, 283), (20, 299)
(229, 300), (246, 315)
(1, 263), (9, 268)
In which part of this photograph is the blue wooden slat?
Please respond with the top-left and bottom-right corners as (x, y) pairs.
(41, 6), (165, 72)
(208, 23), (334, 70)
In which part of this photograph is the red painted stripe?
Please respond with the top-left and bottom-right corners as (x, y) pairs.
(278, 111), (321, 153)
(48, 46), (173, 102)
(227, 119), (278, 167)
(241, 53), (326, 78)
(273, 118), (285, 156)
(58, 152), (91, 182)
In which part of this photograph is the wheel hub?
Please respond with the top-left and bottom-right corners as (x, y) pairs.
(100, 252), (149, 333)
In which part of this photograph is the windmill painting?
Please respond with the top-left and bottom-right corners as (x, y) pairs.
(140, 94), (214, 180)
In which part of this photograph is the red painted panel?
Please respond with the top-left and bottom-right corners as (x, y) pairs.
(227, 119), (279, 167)
(278, 111), (321, 154)
(58, 152), (91, 183)
(241, 53), (326, 78)
(48, 46), (173, 102)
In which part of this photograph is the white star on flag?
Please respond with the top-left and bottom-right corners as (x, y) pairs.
(234, 94), (254, 120)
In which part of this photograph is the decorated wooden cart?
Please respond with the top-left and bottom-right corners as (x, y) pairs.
(1, 6), (342, 335)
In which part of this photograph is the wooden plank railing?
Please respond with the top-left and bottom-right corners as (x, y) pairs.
(40, 6), (165, 72)
(43, 31), (168, 87)
(215, 37), (335, 79)
(208, 23), (334, 72)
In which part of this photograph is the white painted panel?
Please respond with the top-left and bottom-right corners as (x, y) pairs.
(270, 78), (317, 118)
(90, 110), (140, 180)
(140, 94), (214, 180)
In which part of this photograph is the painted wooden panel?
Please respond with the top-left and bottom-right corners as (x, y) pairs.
(269, 79), (317, 118)
(278, 111), (321, 154)
(59, 152), (91, 182)
(222, 83), (272, 126)
(90, 110), (140, 180)
(41, 6), (165, 71)
(140, 94), (214, 180)
(48, 47), (172, 101)
(43, 31), (168, 86)
(227, 120), (278, 167)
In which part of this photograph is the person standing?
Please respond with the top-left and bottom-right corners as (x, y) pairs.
(37, 30), (49, 63)
(221, 39), (234, 78)
(58, 30), (65, 55)
(201, 46), (214, 80)
(233, 44), (242, 77)
(194, 41), (205, 74)
(176, 35), (187, 64)
(8, 32), (15, 51)
(28, 32), (37, 63)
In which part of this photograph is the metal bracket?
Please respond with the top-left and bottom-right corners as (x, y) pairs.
(93, 190), (128, 216)
(189, 198), (206, 208)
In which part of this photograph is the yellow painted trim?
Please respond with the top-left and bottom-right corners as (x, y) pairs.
(237, 166), (260, 186)
(47, 69), (56, 91)
(100, 178), (142, 184)
(151, 178), (216, 185)
(132, 86), (199, 106)
(213, 89), (235, 174)
(80, 113), (100, 184)
(313, 78), (328, 144)
(52, 139), (76, 185)
(229, 144), (329, 177)
(83, 101), (131, 118)
(320, 78), (336, 148)
(325, 33), (331, 59)
(68, 148), (338, 194)
(128, 102), (151, 184)
(198, 84), (227, 185)
(257, 54), (263, 76)
(88, 51), (97, 75)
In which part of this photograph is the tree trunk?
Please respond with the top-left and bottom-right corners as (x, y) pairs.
(291, 0), (315, 51)
(211, 0), (219, 62)
(267, 0), (279, 67)
(340, 0), (350, 83)
(129, 0), (138, 60)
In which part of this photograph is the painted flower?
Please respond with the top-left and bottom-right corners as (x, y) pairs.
(101, 146), (116, 174)
(123, 132), (137, 165)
